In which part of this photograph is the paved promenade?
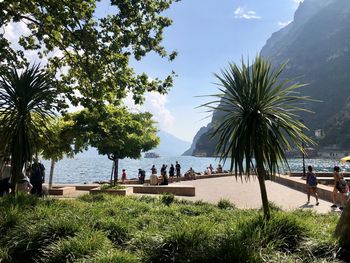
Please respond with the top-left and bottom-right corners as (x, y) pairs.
(174, 176), (338, 214)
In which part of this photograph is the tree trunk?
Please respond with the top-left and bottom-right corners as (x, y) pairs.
(110, 162), (114, 185)
(49, 159), (55, 189)
(334, 202), (350, 249)
(255, 154), (271, 220)
(113, 158), (119, 185)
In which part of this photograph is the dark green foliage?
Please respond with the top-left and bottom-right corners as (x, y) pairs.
(160, 193), (175, 206)
(217, 199), (236, 210)
(0, 194), (343, 262)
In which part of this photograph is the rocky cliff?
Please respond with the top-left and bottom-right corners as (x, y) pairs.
(189, 0), (350, 156)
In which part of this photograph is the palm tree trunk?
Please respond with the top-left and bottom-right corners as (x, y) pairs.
(113, 158), (119, 185)
(255, 154), (270, 220)
(48, 159), (55, 189)
(334, 203), (350, 249)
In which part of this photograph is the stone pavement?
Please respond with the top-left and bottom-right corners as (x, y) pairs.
(174, 176), (341, 214)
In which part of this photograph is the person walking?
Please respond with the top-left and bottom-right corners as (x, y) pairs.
(331, 166), (348, 210)
(175, 161), (181, 182)
(30, 158), (45, 196)
(306, 165), (319, 206)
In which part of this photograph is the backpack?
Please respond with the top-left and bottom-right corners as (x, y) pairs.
(307, 172), (317, 186)
(337, 179), (349, 193)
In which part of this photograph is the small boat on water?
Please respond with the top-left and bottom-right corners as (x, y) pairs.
(144, 152), (160, 158)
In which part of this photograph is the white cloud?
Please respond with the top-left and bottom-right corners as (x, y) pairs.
(278, 20), (292, 27)
(234, 7), (261, 20)
(124, 92), (175, 132)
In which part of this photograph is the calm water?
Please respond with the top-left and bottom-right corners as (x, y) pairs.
(41, 156), (350, 184)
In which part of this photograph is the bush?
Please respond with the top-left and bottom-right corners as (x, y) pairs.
(77, 249), (139, 263)
(78, 193), (107, 202)
(160, 193), (175, 206)
(217, 199), (236, 210)
(41, 230), (113, 263)
(100, 184), (126, 190)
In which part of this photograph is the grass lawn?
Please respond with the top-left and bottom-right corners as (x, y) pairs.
(0, 193), (344, 262)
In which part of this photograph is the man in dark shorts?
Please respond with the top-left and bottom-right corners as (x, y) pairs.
(30, 158), (45, 196)
(169, 164), (175, 183)
(175, 161), (181, 182)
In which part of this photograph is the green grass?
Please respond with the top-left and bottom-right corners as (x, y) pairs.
(0, 193), (343, 262)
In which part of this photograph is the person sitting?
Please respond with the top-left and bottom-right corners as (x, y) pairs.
(138, 169), (146, 184)
(149, 173), (158, 185)
(185, 167), (196, 180)
(159, 173), (168, 185)
(209, 164), (214, 174)
(217, 164), (223, 174)
(205, 167), (211, 175)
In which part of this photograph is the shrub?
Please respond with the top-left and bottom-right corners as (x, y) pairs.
(217, 199), (236, 210)
(78, 193), (107, 202)
(77, 249), (139, 263)
(94, 218), (131, 245)
(3, 212), (83, 261)
(100, 184), (126, 190)
(41, 230), (113, 263)
(160, 193), (175, 206)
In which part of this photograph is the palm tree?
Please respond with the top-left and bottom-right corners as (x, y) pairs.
(205, 56), (314, 219)
(0, 64), (57, 190)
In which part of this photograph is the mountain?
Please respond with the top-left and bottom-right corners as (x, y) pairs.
(151, 130), (191, 157)
(182, 125), (209, 156)
(189, 0), (350, 156)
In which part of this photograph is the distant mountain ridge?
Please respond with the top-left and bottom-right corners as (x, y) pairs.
(188, 0), (350, 156)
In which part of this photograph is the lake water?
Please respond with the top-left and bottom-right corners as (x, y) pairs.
(41, 155), (350, 184)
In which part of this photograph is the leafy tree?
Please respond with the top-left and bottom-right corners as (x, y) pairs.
(38, 117), (77, 188)
(66, 105), (159, 184)
(205, 56), (314, 219)
(0, 0), (179, 109)
(0, 64), (58, 189)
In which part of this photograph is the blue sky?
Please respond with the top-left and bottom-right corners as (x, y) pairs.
(5, 0), (303, 143)
(126, 0), (303, 142)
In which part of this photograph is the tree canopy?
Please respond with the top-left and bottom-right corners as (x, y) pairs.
(0, 0), (179, 109)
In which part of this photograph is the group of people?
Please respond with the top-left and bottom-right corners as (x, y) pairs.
(306, 165), (349, 210)
(121, 162), (226, 185)
(0, 157), (46, 197)
(204, 164), (223, 175)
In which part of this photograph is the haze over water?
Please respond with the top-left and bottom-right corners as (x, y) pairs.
(42, 156), (350, 184)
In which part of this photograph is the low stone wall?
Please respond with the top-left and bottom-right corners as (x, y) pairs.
(290, 172), (350, 177)
(133, 185), (195, 196)
(275, 175), (346, 203)
(48, 186), (76, 196)
(89, 187), (133, 196)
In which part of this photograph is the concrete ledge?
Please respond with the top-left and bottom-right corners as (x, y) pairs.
(89, 187), (132, 196)
(133, 185), (195, 196)
(49, 186), (76, 196)
(290, 172), (350, 177)
(275, 175), (345, 203)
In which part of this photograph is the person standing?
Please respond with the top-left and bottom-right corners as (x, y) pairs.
(160, 164), (167, 177)
(306, 165), (319, 205)
(30, 158), (45, 196)
(121, 169), (127, 184)
(138, 168), (146, 184)
(151, 165), (157, 175)
(175, 161), (181, 182)
(0, 157), (12, 196)
(209, 164), (214, 174)
(169, 164), (175, 183)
